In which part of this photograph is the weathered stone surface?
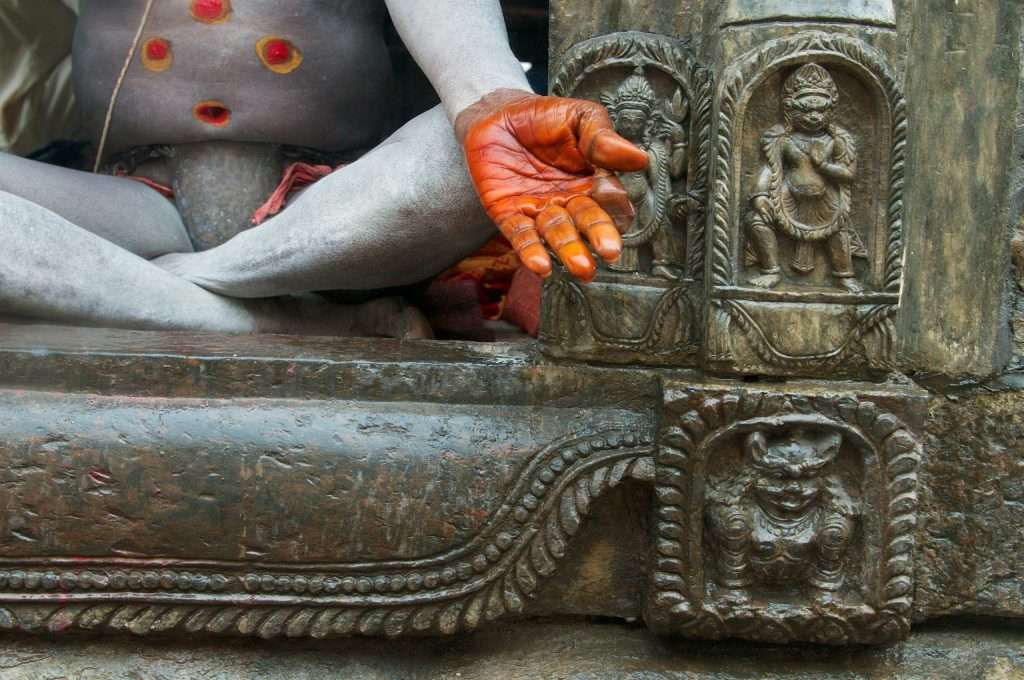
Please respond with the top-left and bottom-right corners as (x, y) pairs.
(916, 387), (1024, 619)
(0, 324), (1020, 641)
(1009, 19), (1024, 365)
(0, 619), (1020, 679)
(897, 0), (1021, 377)
(722, 0), (896, 27)
(549, 1), (706, 68)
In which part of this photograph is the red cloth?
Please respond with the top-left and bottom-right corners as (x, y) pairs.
(434, 236), (542, 337)
(126, 162), (543, 336)
(251, 162), (338, 224)
(122, 174), (174, 199)
(503, 267), (543, 337)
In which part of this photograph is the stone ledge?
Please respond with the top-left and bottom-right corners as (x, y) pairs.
(0, 619), (1020, 679)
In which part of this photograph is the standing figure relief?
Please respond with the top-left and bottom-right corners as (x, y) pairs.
(601, 67), (690, 281)
(745, 63), (867, 293)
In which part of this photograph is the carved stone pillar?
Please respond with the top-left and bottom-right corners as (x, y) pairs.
(543, 0), (1022, 647)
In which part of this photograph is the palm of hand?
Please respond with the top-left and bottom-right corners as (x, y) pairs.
(464, 95), (648, 282)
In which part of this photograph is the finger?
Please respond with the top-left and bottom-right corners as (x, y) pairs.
(498, 213), (552, 278)
(577, 103), (649, 172)
(590, 171), (636, 233)
(536, 205), (596, 282)
(567, 196), (621, 263)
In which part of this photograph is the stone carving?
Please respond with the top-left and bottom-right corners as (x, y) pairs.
(705, 33), (907, 378)
(541, 31), (712, 365)
(722, 0), (896, 27)
(601, 68), (690, 280)
(0, 430), (654, 639)
(647, 384), (924, 645)
(705, 428), (858, 599)
(745, 63), (866, 293)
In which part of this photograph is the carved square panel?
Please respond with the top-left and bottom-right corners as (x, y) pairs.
(646, 379), (926, 645)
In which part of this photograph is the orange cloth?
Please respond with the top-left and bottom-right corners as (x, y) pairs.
(437, 236), (521, 321)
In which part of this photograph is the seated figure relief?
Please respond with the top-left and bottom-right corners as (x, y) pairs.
(745, 63), (868, 293)
(0, 0), (647, 337)
(705, 428), (858, 602)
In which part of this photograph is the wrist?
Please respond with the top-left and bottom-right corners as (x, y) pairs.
(454, 88), (537, 145)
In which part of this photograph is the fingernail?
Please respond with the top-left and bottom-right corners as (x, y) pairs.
(524, 253), (552, 277)
(595, 132), (649, 171)
(566, 252), (596, 282)
(596, 238), (621, 262)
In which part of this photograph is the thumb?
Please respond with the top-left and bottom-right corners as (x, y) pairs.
(577, 103), (649, 172)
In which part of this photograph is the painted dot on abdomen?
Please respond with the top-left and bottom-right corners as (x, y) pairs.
(256, 37), (304, 75)
(193, 101), (232, 127)
(190, 0), (231, 24)
(141, 38), (172, 72)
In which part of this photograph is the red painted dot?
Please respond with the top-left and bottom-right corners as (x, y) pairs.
(194, 101), (232, 127)
(145, 39), (169, 61)
(264, 39), (291, 66)
(191, 0), (229, 22)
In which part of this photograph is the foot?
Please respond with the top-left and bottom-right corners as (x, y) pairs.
(156, 253), (433, 339)
(719, 587), (752, 607)
(748, 272), (782, 289)
(259, 295), (433, 339)
(651, 263), (683, 281)
(835, 277), (864, 294)
(353, 296), (434, 340)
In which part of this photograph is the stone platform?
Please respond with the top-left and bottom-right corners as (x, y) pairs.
(0, 619), (1020, 679)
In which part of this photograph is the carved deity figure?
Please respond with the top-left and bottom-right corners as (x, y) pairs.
(745, 63), (867, 292)
(601, 68), (689, 280)
(0, 1), (647, 336)
(705, 429), (857, 599)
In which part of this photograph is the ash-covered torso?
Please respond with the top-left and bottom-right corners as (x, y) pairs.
(74, 0), (394, 155)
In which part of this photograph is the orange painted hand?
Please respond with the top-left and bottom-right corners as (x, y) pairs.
(457, 90), (649, 282)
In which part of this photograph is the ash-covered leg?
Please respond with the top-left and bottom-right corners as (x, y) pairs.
(155, 106), (495, 298)
(0, 191), (428, 337)
(0, 151), (192, 259)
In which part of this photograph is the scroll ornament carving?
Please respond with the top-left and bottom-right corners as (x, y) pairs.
(0, 431), (654, 638)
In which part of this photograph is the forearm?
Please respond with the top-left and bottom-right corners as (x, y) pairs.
(820, 162), (856, 183)
(385, 0), (531, 123)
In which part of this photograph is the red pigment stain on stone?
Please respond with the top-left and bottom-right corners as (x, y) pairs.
(194, 101), (232, 127)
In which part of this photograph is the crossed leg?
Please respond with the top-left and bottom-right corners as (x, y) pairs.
(0, 150), (192, 259)
(0, 106), (493, 335)
(155, 105), (496, 298)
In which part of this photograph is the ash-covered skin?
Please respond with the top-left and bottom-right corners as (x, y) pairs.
(0, 1), (541, 336)
(74, 0), (395, 154)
